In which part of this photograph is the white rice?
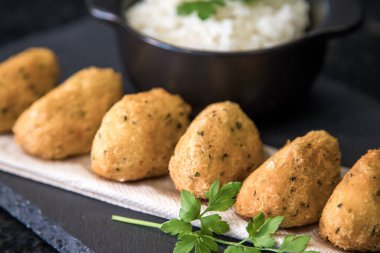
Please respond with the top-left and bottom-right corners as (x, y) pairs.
(125, 0), (310, 52)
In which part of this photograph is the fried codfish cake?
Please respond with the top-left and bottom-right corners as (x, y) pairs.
(320, 149), (380, 252)
(13, 67), (122, 159)
(169, 101), (264, 199)
(91, 88), (191, 181)
(0, 48), (59, 132)
(235, 130), (341, 228)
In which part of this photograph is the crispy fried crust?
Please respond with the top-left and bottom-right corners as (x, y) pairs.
(319, 149), (380, 252)
(235, 130), (341, 228)
(13, 67), (122, 159)
(91, 88), (191, 181)
(0, 48), (59, 132)
(169, 101), (264, 199)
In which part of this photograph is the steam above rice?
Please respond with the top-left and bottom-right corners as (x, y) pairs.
(126, 0), (310, 52)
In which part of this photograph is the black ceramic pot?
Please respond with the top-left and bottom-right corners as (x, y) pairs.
(86, 0), (363, 115)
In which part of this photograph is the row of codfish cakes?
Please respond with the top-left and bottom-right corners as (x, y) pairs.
(1, 48), (379, 252)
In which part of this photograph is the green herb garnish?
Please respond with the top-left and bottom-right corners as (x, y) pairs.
(112, 179), (317, 253)
(177, 0), (224, 20)
(177, 0), (258, 20)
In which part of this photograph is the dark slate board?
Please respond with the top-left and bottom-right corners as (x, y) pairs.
(0, 180), (92, 253)
(0, 17), (379, 253)
(0, 207), (54, 253)
(0, 172), (177, 253)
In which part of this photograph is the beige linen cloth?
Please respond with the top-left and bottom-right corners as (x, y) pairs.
(0, 134), (344, 252)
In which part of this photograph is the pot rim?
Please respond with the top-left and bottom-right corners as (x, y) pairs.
(86, 0), (364, 56)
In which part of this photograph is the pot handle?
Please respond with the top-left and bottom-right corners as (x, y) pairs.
(307, 0), (364, 39)
(85, 0), (126, 28)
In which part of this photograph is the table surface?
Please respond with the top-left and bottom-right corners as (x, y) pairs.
(0, 16), (379, 253)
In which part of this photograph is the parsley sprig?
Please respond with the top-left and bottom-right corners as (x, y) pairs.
(177, 0), (258, 20)
(112, 180), (317, 253)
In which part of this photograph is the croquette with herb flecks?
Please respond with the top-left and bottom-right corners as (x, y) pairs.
(320, 149), (380, 252)
(169, 101), (264, 199)
(13, 67), (122, 159)
(235, 130), (341, 228)
(0, 48), (59, 132)
(91, 88), (191, 181)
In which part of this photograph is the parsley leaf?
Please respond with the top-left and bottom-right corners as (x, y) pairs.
(200, 214), (229, 235)
(177, 0), (225, 20)
(205, 180), (242, 212)
(246, 213), (284, 248)
(195, 241), (211, 253)
(255, 216), (284, 237)
(198, 233), (219, 252)
(252, 235), (276, 248)
(174, 233), (197, 253)
(278, 235), (312, 253)
(205, 179), (220, 201)
(175, 232), (219, 253)
(246, 212), (265, 237)
(161, 218), (192, 236)
(241, 0), (258, 3)
(177, 0), (260, 20)
(179, 190), (201, 222)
